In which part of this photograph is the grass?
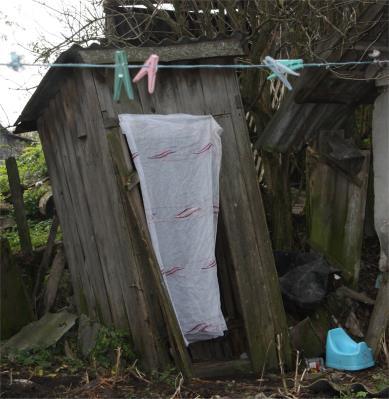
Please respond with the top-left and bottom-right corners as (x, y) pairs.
(1, 219), (62, 253)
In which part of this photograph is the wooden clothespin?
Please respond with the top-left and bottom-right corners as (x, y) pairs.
(113, 50), (134, 102)
(133, 54), (159, 94)
(264, 56), (303, 90)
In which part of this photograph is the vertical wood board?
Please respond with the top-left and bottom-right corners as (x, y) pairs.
(307, 148), (370, 284)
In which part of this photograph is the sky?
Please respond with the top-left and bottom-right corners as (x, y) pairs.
(0, 0), (95, 128)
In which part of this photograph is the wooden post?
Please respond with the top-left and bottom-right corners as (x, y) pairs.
(5, 157), (32, 255)
(32, 214), (59, 307)
(366, 69), (389, 356)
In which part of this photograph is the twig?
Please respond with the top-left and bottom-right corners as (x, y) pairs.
(127, 360), (151, 384)
(259, 339), (274, 390)
(296, 368), (307, 397)
(293, 350), (300, 392)
(381, 330), (389, 370)
(170, 372), (184, 399)
(113, 346), (122, 385)
(276, 333), (288, 394)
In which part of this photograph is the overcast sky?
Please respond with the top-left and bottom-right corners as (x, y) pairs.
(0, 0), (94, 128)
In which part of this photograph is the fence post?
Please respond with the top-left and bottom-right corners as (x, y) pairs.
(5, 157), (32, 255)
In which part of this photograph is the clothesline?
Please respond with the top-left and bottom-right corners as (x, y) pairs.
(1, 59), (388, 70)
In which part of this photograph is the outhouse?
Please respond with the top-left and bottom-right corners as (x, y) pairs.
(15, 38), (290, 377)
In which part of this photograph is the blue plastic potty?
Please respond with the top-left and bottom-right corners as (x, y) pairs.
(326, 327), (375, 371)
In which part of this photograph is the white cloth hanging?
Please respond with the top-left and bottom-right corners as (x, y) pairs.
(119, 114), (227, 344)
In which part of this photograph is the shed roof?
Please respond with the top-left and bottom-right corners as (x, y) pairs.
(15, 37), (245, 133)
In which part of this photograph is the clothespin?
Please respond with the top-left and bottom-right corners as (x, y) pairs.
(113, 50), (134, 102)
(263, 56), (304, 90)
(8, 52), (23, 71)
(133, 54), (159, 94)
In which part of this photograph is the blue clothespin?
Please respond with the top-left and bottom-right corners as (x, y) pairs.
(113, 50), (134, 102)
(264, 56), (304, 90)
(8, 52), (23, 71)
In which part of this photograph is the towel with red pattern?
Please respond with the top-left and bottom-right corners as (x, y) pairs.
(119, 114), (227, 344)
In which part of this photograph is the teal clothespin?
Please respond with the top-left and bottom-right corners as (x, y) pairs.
(113, 50), (134, 102)
(267, 59), (304, 81)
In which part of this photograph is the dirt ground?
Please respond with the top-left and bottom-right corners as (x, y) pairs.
(1, 362), (388, 398)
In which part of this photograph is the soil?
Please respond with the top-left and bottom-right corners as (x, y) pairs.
(1, 362), (388, 398)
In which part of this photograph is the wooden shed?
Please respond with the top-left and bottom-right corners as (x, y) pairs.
(15, 38), (290, 377)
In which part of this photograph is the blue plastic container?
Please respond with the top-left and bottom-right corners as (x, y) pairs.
(326, 328), (375, 371)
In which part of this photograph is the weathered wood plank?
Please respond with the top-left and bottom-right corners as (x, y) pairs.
(56, 76), (127, 327)
(5, 157), (32, 255)
(200, 66), (290, 371)
(48, 87), (115, 325)
(215, 113), (280, 372)
(43, 246), (66, 313)
(32, 214), (59, 305)
(37, 116), (93, 316)
(307, 147), (370, 284)
(78, 38), (244, 64)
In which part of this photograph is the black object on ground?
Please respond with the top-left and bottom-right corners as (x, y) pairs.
(274, 251), (332, 311)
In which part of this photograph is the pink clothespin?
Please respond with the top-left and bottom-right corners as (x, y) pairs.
(133, 54), (159, 94)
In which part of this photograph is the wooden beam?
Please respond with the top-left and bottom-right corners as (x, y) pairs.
(43, 246), (66, 313)
(5, 157), (32, 255)
(32, 214), (59, 306)
(79, 39), (245, 64)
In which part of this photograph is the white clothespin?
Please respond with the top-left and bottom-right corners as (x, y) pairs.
(263, 56), (303, 90)
(8, 52), (23, 71)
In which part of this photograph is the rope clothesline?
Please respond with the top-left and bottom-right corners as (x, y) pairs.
(1, 59), (388, 70)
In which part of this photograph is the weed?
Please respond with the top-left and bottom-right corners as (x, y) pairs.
(7, 348), (54, 369)
(340, 390), (367, 399)
(91, 326), (135, 370)
(371, 372), (389, 392)
(0, 143), (47, 195)
(1, 219), (62, 252)
(151, 367), (178, 387)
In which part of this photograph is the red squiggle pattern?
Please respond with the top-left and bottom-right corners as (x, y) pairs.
(148, 149), (176, 159)
(175, 207), (201, 219)
(193, 143), (213, 154)
(201, 259), (217, 270)
(186, 323), (211, 334)
(163, 266), (185, 276)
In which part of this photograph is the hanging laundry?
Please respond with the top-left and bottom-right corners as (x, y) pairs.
(119, 114), (227, 344)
